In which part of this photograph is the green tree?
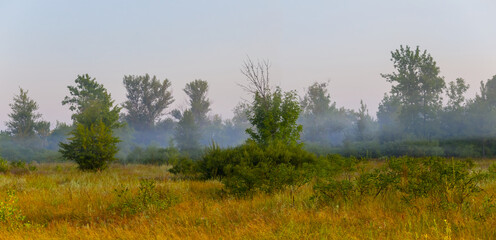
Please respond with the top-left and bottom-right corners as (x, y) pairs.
(299, 82), (355, 145)
(356, 100), (375, 141)
(6, 88), (50, 140)
(59, 120), (119, 170)
(440, 78), (469, 138)
(174, 110), (200, 152)
(381, 45), (445, 139)
(122, 74), (174, 131)
(377, 93), (402, 142)
(62, 74), (120, 128)
(446, 78), (469, 111)
(59, 74), (121, 170)
(184, 79), (211, 127)
(301, 81), (334, 115)
(466, 75), (496, 157)
(241, 59), (302, 146)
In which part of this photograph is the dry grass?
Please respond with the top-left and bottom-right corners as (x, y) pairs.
(0, 162), (495, 239)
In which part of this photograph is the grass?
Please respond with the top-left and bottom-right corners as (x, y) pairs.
(0, 161), (495, 239)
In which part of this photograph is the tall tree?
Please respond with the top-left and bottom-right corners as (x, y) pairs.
(59, 74), (121, 171)
(184, 79), (210, 127)
(62, 74), (120, 129)
(299, 82), (354, 145)
(301, 81), (335, 116)
(440, 78), (470, 138)
(377, 93), (402, 142)
(6, 88), (50, 140)
(241, 59), (302, 146)
(381, 45), (445, 139)
(356, 100), (375, 141)
(465, 75), (496, 157)
(174, 110), (200, 152)
(122, 74), (174, 131)
(446, 78), (469, 111)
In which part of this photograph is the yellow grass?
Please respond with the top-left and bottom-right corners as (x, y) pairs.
(0, 162), (495, 239)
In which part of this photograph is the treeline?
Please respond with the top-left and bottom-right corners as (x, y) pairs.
(2, 45), (496, 163)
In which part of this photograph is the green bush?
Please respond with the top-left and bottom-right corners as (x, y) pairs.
(168, 157), (197, 178)
(196, 140), (315, 197)
(9, 161), (26, 169)
(126, 145), (180, 165)
(312, 156), (486, 207)
(0, 158), (9, 173)
(110, 179), (179, 216)
(59, 121), (119, 171)
(0, 190), (28, 230)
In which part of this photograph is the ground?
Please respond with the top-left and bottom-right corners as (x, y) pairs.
(0, 161), (495, 239)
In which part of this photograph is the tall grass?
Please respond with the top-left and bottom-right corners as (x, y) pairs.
(0, 162), (494, 239)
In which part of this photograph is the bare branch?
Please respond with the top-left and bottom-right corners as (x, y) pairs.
(239, 57), (272, 101)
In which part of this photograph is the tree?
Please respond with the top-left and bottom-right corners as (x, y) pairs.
(6, 88), (50, 140)
(184, 79), (210, 127)
(122, 74), (174, 131)
(299, 82), (354, 145)
(440, 78), (470, 138)
(356, 100), (375, 141)
(446, 78), (469, 111)
(377, 93), (402, 142)
(174, 110), (200, 152)
(59, 120), (119, 170)
(465, 75), (496, 157)
(59, 74), (121, 170)
(381, 45), (445, 139)
(301, 81), (335, 116)
(62, 74), (120, 129)
(241, 58), (302, 146)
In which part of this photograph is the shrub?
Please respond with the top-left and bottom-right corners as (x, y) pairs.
(312, 156), (486, 207)
(0, 190), (28, 230)
(110, 179), (179, 216)
(59, 121), (119, 171)
(197, 140), (315, 197)
(126, 145), (180, 165)
(0, 158), (9, 173)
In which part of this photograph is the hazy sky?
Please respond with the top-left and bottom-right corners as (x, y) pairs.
(1, 1), (496, 130)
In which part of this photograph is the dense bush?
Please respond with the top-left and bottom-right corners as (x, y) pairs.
(195, 140), (316, 197)
(125, 145), (180, 165)
(312, 156), (487, 208)
(60, 122), (119, 171)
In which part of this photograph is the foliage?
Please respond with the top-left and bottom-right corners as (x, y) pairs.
(0, 190), (28, 230)
(184, 79), (211, 127)
(60, 74), (121, 171)
(174, 110), (201, 152)
(110, 179), (179, 216)
(246, 88), (302, 146)
(62, 74), (121, 129)
(0, 158), (9, 173)
(380, 45), (445, 139)
(122, 74), (174, 131)
(312, 156), (486, 208)
(168, 156), (197, 177)
(299, 82), (357, 145)
(197, 140), (316, 197)
(125, 145), (180, 165)
(6, 88), (50, 140)
(59, 121), (119, 171)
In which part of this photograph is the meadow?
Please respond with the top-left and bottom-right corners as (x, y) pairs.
(0, 160), (495, 240)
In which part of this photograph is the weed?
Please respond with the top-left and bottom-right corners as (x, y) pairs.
(0, 190), (28, 230)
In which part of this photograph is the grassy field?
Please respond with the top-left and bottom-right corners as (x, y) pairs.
(0, 161), (495, 239)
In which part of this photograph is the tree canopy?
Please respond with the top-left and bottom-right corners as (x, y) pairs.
(122, 74), (174, 131)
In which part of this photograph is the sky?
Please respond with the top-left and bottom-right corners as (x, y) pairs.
(1, 0), (496, 130)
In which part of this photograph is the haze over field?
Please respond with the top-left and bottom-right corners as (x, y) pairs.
(1, 1), (496, 129)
